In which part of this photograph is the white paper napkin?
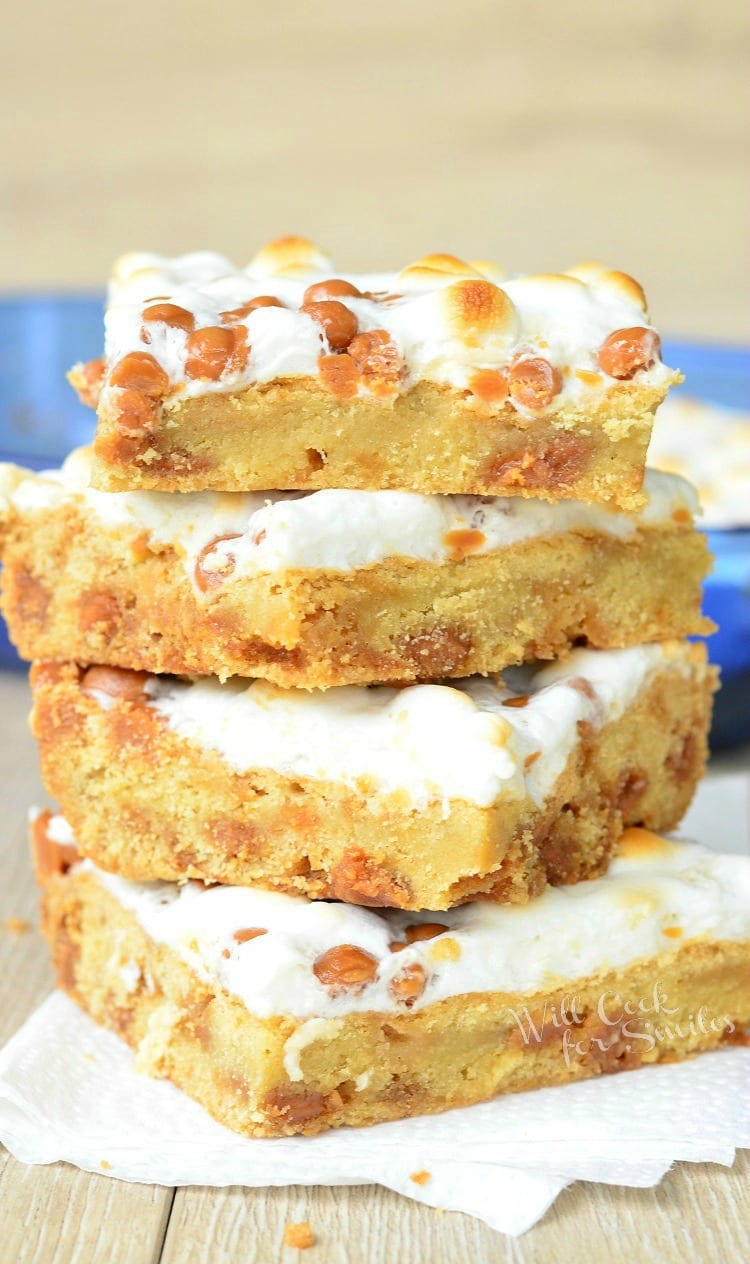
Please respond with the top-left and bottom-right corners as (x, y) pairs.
(1, 991), (748, 1236)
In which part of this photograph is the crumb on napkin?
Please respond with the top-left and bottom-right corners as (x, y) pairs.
(283, 1222), (315, 1249)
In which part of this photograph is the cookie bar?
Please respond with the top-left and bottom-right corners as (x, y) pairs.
(70, 240), (680, 505)
(36, 818), (750, 1137)
(31, 643), (715, 910)
(0, 450), (712, 687)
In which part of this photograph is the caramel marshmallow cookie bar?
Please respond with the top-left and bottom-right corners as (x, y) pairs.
(31, 643), (715, 910)
(0, 450), (711, 688)
(36, 818), (750, 1137)
(71, 239), (680, 505)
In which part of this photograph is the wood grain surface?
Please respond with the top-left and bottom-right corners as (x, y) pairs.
(0, 0), (748, 339)
(0, 670), (748, 1261)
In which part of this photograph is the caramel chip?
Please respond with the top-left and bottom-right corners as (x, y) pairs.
(142, 303), (195, 332)
(598, 328), (660, 380)
(389, 963), (427, 1007)
(318, 353), (360, 399)
(109, 352), (169, 397)
(468, 368), (509, 404)
(109, 389), (159, 435)
(194, 534), (243, 593)
(404, 923), (448, 944)
(81, 665), (150, 702)
(185, 326), (248, 380)
(443, 528), (486, 561)
(303, 278), (361, 304)
(508, 356), (562, 410)
(220, 296), (284, 323)
(302, 300), (358, 352)
(347, 330), (404, 391)
(313, 945), (378, 991)
(233, 928), (267, 944)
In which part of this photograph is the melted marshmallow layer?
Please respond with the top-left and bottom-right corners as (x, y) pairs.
(50, 814), (750, 1021)
(100, 243), (674, 410)
(132, 643), (699, 811)
(0, 447), (699, 585)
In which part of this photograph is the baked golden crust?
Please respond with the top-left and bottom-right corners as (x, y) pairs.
(0, 495), (712, 688)
(82, 243), (679, 501)
(89, 377), (675, 505)
(30, 651), (715, 910)
(40, 863), (750, 1138)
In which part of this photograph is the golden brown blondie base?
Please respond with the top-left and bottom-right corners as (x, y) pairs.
(39, 840), (750, 1138)
(31, 646), (715, 910)
(89, 378), (673, 505)
(80, 242), (679, 502)
(0, 491), (712, 687)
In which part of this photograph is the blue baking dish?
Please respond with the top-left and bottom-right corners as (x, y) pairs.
(0, 298), (748, 744)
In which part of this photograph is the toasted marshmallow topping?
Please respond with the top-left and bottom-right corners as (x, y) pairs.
(133, 643), (701, 811)
(0, 448), (699, 587)
(61, 817), (750, 1020)
(648, 395), (750, 529)
(93, 239), (674, 413)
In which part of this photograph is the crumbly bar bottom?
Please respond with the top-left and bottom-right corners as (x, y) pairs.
(42, 868), (750, 1138)
(90, 378), (671, 506)
(31, 647), (714, 910)
(0, 503), (712, 687)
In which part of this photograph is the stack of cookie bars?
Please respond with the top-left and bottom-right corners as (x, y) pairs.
(1, 238), (749, 1137)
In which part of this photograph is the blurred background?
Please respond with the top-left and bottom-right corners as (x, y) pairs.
(0, 0), (748, 740)
(0, 0), (748, 339)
